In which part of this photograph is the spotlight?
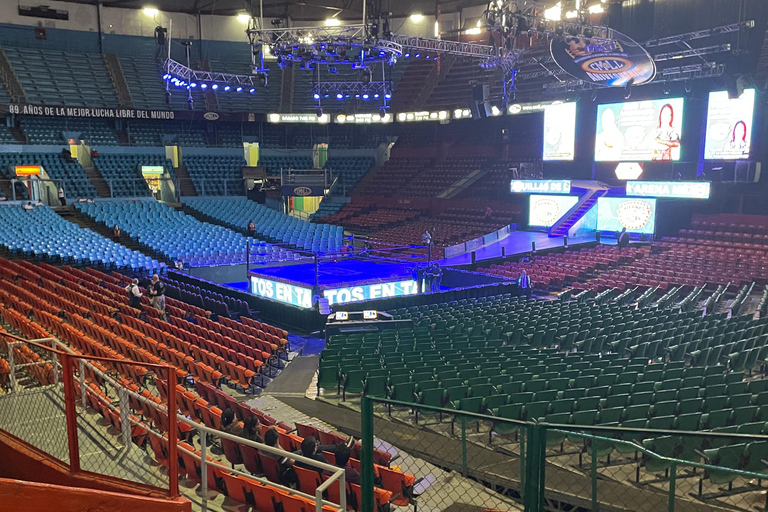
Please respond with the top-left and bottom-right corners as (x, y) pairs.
(201, 83), (208, 89)
(237, 13), (251, 23)
(163, 73), (171, 80)
(190, 82), (197, 88)
(313, 93), (320, 100)
(249, 88), (256, 93)
(236, 86), (243, 92)
(355, 94), (361, 99)
(224, 85), (231, 91)
(404, 53), (410, 58)
(384, 93), (391, 99)
(362, 93), (369, 100)
(374, 93), (380, 99)
(143, 6), (159, 17)
(415, 53), (420, 58)
(336, 92), (344, 99)
(212, 84), (219, 90)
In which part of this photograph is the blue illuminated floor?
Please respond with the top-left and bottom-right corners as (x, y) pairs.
(248, 258), (417, 288)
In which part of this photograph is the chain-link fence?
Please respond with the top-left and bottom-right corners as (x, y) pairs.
(361, 396), (768, 512)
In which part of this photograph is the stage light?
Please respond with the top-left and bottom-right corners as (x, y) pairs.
(425, 55), (431, 59)
(224, 85), (231, 91)
(336, 92), (343, 99)
(374, 93), (380, 99)
(415, 53), (421, 58)
(237, 13), (251, 23)
(162, 73), (171, 79)
(249, 88), (256, 93)
(190, 82), (197, 88)
(355, 94), (361, 99)
(404, 53), (410, 58)
(491, 105), (501, 116)
(313, 93), (320, 100)
(588, 4), (604, 13)
(466, 28), (481, 35)
(328, 65), (338, 74)
(212, 84), (219, 90)
(544, 2), (562, 21)
(236, 86), (243, 92)
(324, 94), (330, 98)
(565, 10), (578, 18)
(362, 93), (369, 100)
(325, 18), (341, 26)
(410, 14), (424, 22)
(143, 6), (159, 17)
(385, 93), (391, 99)
(434, 21), (439, 37)
(201, 83), (208, 89)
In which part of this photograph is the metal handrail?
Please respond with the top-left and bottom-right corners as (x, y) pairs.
(0, 332), (346, 512)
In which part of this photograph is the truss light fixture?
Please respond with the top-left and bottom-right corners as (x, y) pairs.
(249, 88), (256, 93)
(325, 18), (341, 27)
(236, 86), (243, 92)
(143, 6), (159, 17)
(200, 83), (208, 89)
(588, 4), (604, 14)
(410, 14), (425, 23)
(237, 13), (251, 23)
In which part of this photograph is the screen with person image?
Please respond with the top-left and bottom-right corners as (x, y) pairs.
(543, 102), (576, 161)
(595, 98), (684, 162)
(704, 88), (755, 160)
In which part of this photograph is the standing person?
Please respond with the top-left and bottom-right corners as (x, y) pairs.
(617, 227), (630, 249)
(112, 225), (121, 243)
(247, 220), (256, 238)
(58, 186), (66, 206)
(518, 269), (532, 299)
(125, 278), (142, 309)
(148, 274), (167, 318)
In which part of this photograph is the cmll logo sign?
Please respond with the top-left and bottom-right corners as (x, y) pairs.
(203, 112), (220, 120)
(293, 186), (312, 196)
(617, 200), (652, 230)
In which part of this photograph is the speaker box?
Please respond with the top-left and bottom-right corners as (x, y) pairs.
(471, 84), (490, 119)
(725, 75), (746, 99)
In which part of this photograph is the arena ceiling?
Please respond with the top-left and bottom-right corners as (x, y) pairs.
(63, 0), (495, 21)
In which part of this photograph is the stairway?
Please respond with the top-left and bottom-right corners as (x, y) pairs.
(549, 190), (607, 238)
(83, 167), (112, 198)
(175, 165), (197, 196)
(103, 53), (134, 109)
(0, 48), (26, 102)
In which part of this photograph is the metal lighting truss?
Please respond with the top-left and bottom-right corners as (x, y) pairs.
(392, 35), (499, 59)
(247, 24), (403, 65)
(659, 62), (726, 82)
(312, 81), (391, 96)
(163, 59), (260, 86)
(653, 44), (732, 62)
(645, 21), (755, 48)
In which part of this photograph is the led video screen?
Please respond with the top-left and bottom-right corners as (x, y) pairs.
(704, 89), (755, 160)
(595, 98), (684, 162)
(543, 102), (576, 161)
(528, 195), (579, 227)
(596, 197), (656, 234)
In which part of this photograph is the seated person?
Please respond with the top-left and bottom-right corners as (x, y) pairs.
(293, 436), (337, 474)
(221, 408), (243, 437)
(326, 443), (360, 485)
(242, 416), (263, 443)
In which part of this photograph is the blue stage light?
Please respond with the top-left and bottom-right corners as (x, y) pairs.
(374, 93), (380, 99)
(324, 94), (330, 98)
(201, 84), (208, 89)
(236, 86), (243, 92)
(355, 94), (361, 99)
(425, 55), (431, 59)
(404, 53), (410, 58)
(190, 82), (197, 88)
(163, 74), (171, 79)
(313, 93), (320, 100)
(212, 84), (219, 90)
(415, 53), (420, 58)
(249, 88), (256, 93)
(224, 85), (231, 91)
(385, 93), (391, 99)
(362, 93), (369, 100)
(345, 94), (350, 98)
(336, 93), (343, 99)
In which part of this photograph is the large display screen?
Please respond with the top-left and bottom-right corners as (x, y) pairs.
(323, 281), (420, 306)
(596, 197), (656, 234)
(704, 89), (755, 160)
(528, 195), (579, 227)
(510, 180), (571, 194)
(250, 276), (313, 309)
(543, 102), (576, 161)
(595, 98), (684, 162)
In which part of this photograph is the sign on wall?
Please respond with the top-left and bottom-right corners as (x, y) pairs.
(511, 180), (571, 194)
(323, 280), (420, 306)
(626, 181), (711, 199)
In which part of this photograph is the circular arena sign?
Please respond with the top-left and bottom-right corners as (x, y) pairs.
(617, 200), (653, 230)
(550, 30), (656, 87)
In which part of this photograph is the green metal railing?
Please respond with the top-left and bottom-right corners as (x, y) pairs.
(360, 396), (768, 512)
